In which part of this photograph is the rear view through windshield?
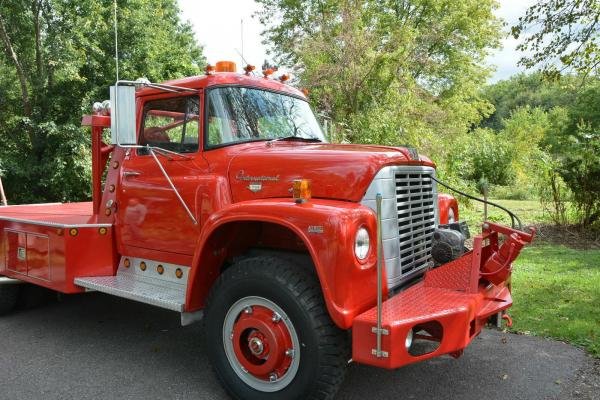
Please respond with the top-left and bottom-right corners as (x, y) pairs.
(206, 87), (325, 147)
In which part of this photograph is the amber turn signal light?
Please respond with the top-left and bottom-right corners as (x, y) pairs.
(293, 179), (312, 203)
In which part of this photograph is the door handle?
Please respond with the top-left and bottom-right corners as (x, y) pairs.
(123, 171), (142, 178)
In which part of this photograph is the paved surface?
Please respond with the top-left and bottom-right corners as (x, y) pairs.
(0, 292), (597, 400)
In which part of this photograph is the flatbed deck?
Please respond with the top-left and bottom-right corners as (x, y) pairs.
(0, 202), (108, 227)
(0, 202), (115, 292)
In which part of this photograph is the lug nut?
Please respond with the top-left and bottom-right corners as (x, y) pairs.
(269, 373), (278, 382)
(244, 306), (253, 315)
(272, 312), (281, 323)
(285, 348), (295, 358)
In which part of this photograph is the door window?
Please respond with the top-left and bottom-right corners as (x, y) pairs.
(140, 96), (200, 153)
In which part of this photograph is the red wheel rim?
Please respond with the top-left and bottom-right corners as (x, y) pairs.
(231, 305), (294, 380)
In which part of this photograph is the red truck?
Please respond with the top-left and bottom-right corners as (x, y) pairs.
(0, 61), (534, 400)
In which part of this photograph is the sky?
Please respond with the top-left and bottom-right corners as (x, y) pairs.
(178, 0), (537, 83)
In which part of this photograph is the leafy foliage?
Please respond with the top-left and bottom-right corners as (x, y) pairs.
(511, 0), (600, 78)
(0, 0), (205, 204)
(255, 0), (501, 166)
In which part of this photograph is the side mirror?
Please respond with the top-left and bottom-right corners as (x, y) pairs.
(109, 85), (136, 145)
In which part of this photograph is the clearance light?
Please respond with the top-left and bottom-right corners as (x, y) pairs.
(292, 179), (312, 203)
(244, 64), (255, 75)
(263, 68), (275, 78)
(215, 61), (237, 72)
(69, 228), (78, 237)
(205, 64), (215, 75)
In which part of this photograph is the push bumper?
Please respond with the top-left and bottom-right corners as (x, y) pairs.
(352, 222), (535, 369)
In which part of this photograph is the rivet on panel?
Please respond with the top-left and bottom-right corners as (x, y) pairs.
(124, 258), (131, 268)
(140, 261), (147, 271)
(105, 208), (112, 216)
(175, 268), (183, 279)
(157, 265), (164, 275)
(56, 229), (64, 236)
(112, 161), (119, 169)
(109, 184), (116, 193)
(98, 227), (108, 235)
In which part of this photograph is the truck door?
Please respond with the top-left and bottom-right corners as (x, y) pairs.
(117, 93), (207, 256)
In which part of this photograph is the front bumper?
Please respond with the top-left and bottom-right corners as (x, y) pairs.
(351, 222), (534, 369)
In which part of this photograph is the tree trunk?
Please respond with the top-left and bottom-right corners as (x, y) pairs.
(0, 11), (32, 117)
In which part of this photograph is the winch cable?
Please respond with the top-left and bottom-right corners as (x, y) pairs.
(430, 176), (523, 231)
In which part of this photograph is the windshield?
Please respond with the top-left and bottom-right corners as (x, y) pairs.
(206, 87), (326, 147)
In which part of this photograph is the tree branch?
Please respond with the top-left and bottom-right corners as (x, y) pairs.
(0, 11), (32, 117)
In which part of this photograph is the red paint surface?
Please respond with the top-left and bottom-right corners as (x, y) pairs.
(351, 224), (534, 369)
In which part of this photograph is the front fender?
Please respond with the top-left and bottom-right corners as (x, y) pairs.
(438, 193), (459, 224)
(186, 198), (384, 329)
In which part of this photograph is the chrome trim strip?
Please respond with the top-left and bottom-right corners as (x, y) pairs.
(0, 216), (112, 229)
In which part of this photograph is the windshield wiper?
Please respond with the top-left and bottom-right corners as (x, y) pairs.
(268, 135), (323, 144)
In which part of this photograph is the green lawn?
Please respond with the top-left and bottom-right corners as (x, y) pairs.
(511, 244), (600, 357)
(458, 198), (600, 357)
(459, 198), (553, 228)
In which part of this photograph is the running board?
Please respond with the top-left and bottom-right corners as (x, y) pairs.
(74, 257), (202, 325)
(74, 274), (186, 312)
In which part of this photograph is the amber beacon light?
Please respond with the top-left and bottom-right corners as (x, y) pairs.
(215, 61), (237, 72)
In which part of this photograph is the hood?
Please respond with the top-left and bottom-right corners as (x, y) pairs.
(227, 142), (435, 203)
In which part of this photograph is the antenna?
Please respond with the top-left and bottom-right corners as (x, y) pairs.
(113, 0), (119, 82)
(240, 18), (244, 66)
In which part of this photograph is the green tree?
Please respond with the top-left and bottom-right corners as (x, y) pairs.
(255, 0), (501, 165)
(512, 0), (600, 78)
(0, 0), (205, 203)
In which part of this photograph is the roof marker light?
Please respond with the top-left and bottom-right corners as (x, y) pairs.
(244, 64), (256, 75)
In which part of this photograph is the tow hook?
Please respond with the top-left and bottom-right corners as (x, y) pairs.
(501, 313), (513, 328)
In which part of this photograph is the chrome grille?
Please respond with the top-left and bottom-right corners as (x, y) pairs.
(361, 165), (438, 289)
(395, 171), (436, 275)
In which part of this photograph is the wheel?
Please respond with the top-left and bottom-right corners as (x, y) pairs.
(204, 255), (348, 400)
(0, 283), (20, 315)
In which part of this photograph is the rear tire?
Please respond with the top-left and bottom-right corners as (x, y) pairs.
(0, 283), (20, 315)
(204, 255), (348, 400)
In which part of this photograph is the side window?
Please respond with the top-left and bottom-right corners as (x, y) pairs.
(140, 96), (200, 153)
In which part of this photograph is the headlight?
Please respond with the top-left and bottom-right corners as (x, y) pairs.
(354, 227), (370, 260)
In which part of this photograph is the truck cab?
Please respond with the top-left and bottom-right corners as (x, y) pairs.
(0, 62), (533, 400)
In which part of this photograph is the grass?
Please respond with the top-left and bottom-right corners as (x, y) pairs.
(459, 198), (553, 228)
(458, 198), (600, 357)
(511, 244), (600, 357)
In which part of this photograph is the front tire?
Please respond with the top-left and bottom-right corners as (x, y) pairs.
(204, 255), (348, 400)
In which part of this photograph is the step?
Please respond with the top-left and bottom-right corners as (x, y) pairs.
(75, 272), (186, 312)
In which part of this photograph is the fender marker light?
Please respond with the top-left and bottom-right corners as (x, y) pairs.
(293, 179), (312, 203)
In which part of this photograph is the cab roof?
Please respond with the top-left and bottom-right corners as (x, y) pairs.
(136, 72), (306, 99)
